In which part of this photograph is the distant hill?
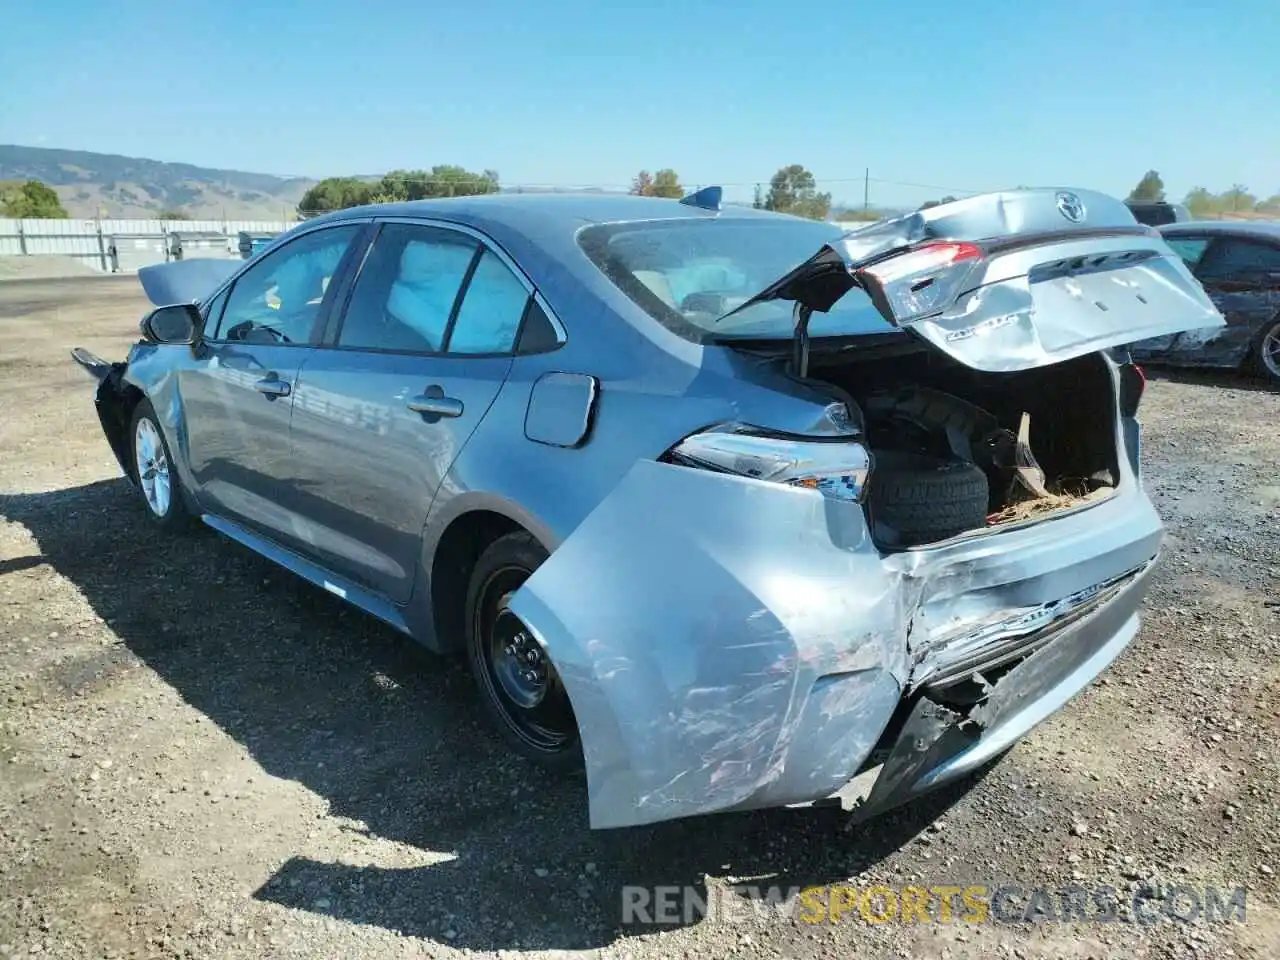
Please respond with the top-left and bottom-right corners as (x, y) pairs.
(0, 144), (316, 220)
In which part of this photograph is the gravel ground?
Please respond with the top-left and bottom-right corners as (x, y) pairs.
(1, 276), (1277, 959)
(0, 256), (103, 282)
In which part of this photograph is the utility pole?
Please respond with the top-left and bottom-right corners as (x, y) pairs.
(863, 168), (870, 211)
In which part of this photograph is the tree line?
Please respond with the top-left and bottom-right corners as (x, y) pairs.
(1128, 169), (1280, 217)
(0, 180), (68, 218)
(297, 166), (502, 216)
(299, 163), (841, 220)
(629, 164), (836, 220)
(11, 165), (1278, 223)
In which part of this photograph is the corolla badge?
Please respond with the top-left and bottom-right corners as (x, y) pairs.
(1055, 191), (1086, 223)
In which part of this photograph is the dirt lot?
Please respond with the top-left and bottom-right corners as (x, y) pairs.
(1, 274), (1278, 959)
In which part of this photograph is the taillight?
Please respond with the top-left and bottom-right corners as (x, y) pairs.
(855, 241), (984, 325)
(665, 426), (873, 503)
(1119, 362), (1146, 417)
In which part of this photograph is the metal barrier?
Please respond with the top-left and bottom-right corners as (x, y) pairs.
(0, 219), (293, 273)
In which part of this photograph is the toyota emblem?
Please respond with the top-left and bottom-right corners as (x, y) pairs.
(1056, 191), (1086, 223)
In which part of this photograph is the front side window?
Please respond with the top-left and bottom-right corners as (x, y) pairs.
(214, 224), (361, 344)
(201, 287), (230, 337)
(578, 217), (894, 342)
(338, 224), (478, 352)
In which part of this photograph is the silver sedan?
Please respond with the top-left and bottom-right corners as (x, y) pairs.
(73, 188), (1221, 829)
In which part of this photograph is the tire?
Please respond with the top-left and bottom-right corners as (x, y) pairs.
(465, 531), (582, 771)
(1247, 317), (1280, 383)
(128, 399), (191, 531)
(867, 451), (990, 547)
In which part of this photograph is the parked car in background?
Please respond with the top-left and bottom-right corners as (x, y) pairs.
(1129, 221), (1280, 382)
(1125, 200), (1190, 226)
(71, 188), (1222, 830)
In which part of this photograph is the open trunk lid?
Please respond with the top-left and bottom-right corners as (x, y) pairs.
(138, 257), (240, 308)
(719, 188), (1224, 373)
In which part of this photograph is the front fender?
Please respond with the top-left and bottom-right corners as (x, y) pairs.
(119, 346), (200, 509)
(508, 459), (910, 829)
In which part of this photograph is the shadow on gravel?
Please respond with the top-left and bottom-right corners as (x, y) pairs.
(1, 479), (987, 951)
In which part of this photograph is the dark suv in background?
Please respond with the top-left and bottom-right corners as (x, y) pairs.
(1125, 200), (1191, 226)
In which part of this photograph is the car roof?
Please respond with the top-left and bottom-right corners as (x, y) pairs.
(308, 192), (782, 237)
(299, 194), (827, 330)
(1161, 219), (1280, 240)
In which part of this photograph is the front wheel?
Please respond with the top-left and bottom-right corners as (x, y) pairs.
(129, 400), (191, 531)
(1248, 318), (1280, 383)
(465, 531), (582, 771)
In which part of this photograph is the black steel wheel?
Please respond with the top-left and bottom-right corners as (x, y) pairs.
(465, 532), (581, 769)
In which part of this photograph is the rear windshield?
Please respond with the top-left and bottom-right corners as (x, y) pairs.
(577, 217), (898, 343)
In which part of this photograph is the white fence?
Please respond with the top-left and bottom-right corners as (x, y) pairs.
(0, 218), (297, 272)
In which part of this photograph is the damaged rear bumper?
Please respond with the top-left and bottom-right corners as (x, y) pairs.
(70, 348), (134, 481)
(509, 458), (1162, 830)
(846, 557), (1153, 821)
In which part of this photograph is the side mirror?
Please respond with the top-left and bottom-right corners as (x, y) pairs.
(140, 303), (202, 345)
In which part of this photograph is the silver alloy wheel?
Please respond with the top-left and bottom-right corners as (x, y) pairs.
(1262, 323), (1280, 380)
(134, 417), (172, 517)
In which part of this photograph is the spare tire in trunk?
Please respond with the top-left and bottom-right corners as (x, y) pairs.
(867, 451), (990, 547)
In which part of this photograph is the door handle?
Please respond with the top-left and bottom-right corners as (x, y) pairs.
(406, 385), (463, 419)
(406, 395), (464, 418)
(254, 376), (291, 399)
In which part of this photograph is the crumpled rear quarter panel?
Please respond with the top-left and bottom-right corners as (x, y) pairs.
(509, 452), (1165, 829)
(508, 460), (911, 829)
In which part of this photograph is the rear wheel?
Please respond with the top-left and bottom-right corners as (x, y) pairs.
(129, 400), (190, 531)
(1249, 318), (1280, 383)
(465, 532), (581, 770)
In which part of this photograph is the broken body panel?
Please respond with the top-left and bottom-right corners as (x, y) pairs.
(719, 188), (1223, 373)
(509, 190), (1221, 829)
(510, 441), (1162, 828)
(137, 258), (240, 308)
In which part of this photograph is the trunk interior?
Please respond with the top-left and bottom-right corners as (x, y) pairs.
(804, 346), (1121, 550)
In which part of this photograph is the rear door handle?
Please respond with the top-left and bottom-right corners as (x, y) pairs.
(406, 385), (463, 419)
(406, 395), (464, 418)
(254, 375), (291, 398)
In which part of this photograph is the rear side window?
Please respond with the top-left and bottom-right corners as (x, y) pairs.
(335, 222), (551, 355)
(448, 250), (530, 354)
(516, 300), (560, 353)
(1199, 239), (1280, 277)
(338, 224), (478, 352)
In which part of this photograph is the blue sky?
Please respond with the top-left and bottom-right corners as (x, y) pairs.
(3, 0), (1277, 208)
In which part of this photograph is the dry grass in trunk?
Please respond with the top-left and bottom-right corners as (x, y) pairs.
(986, 483), (1112, 526)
